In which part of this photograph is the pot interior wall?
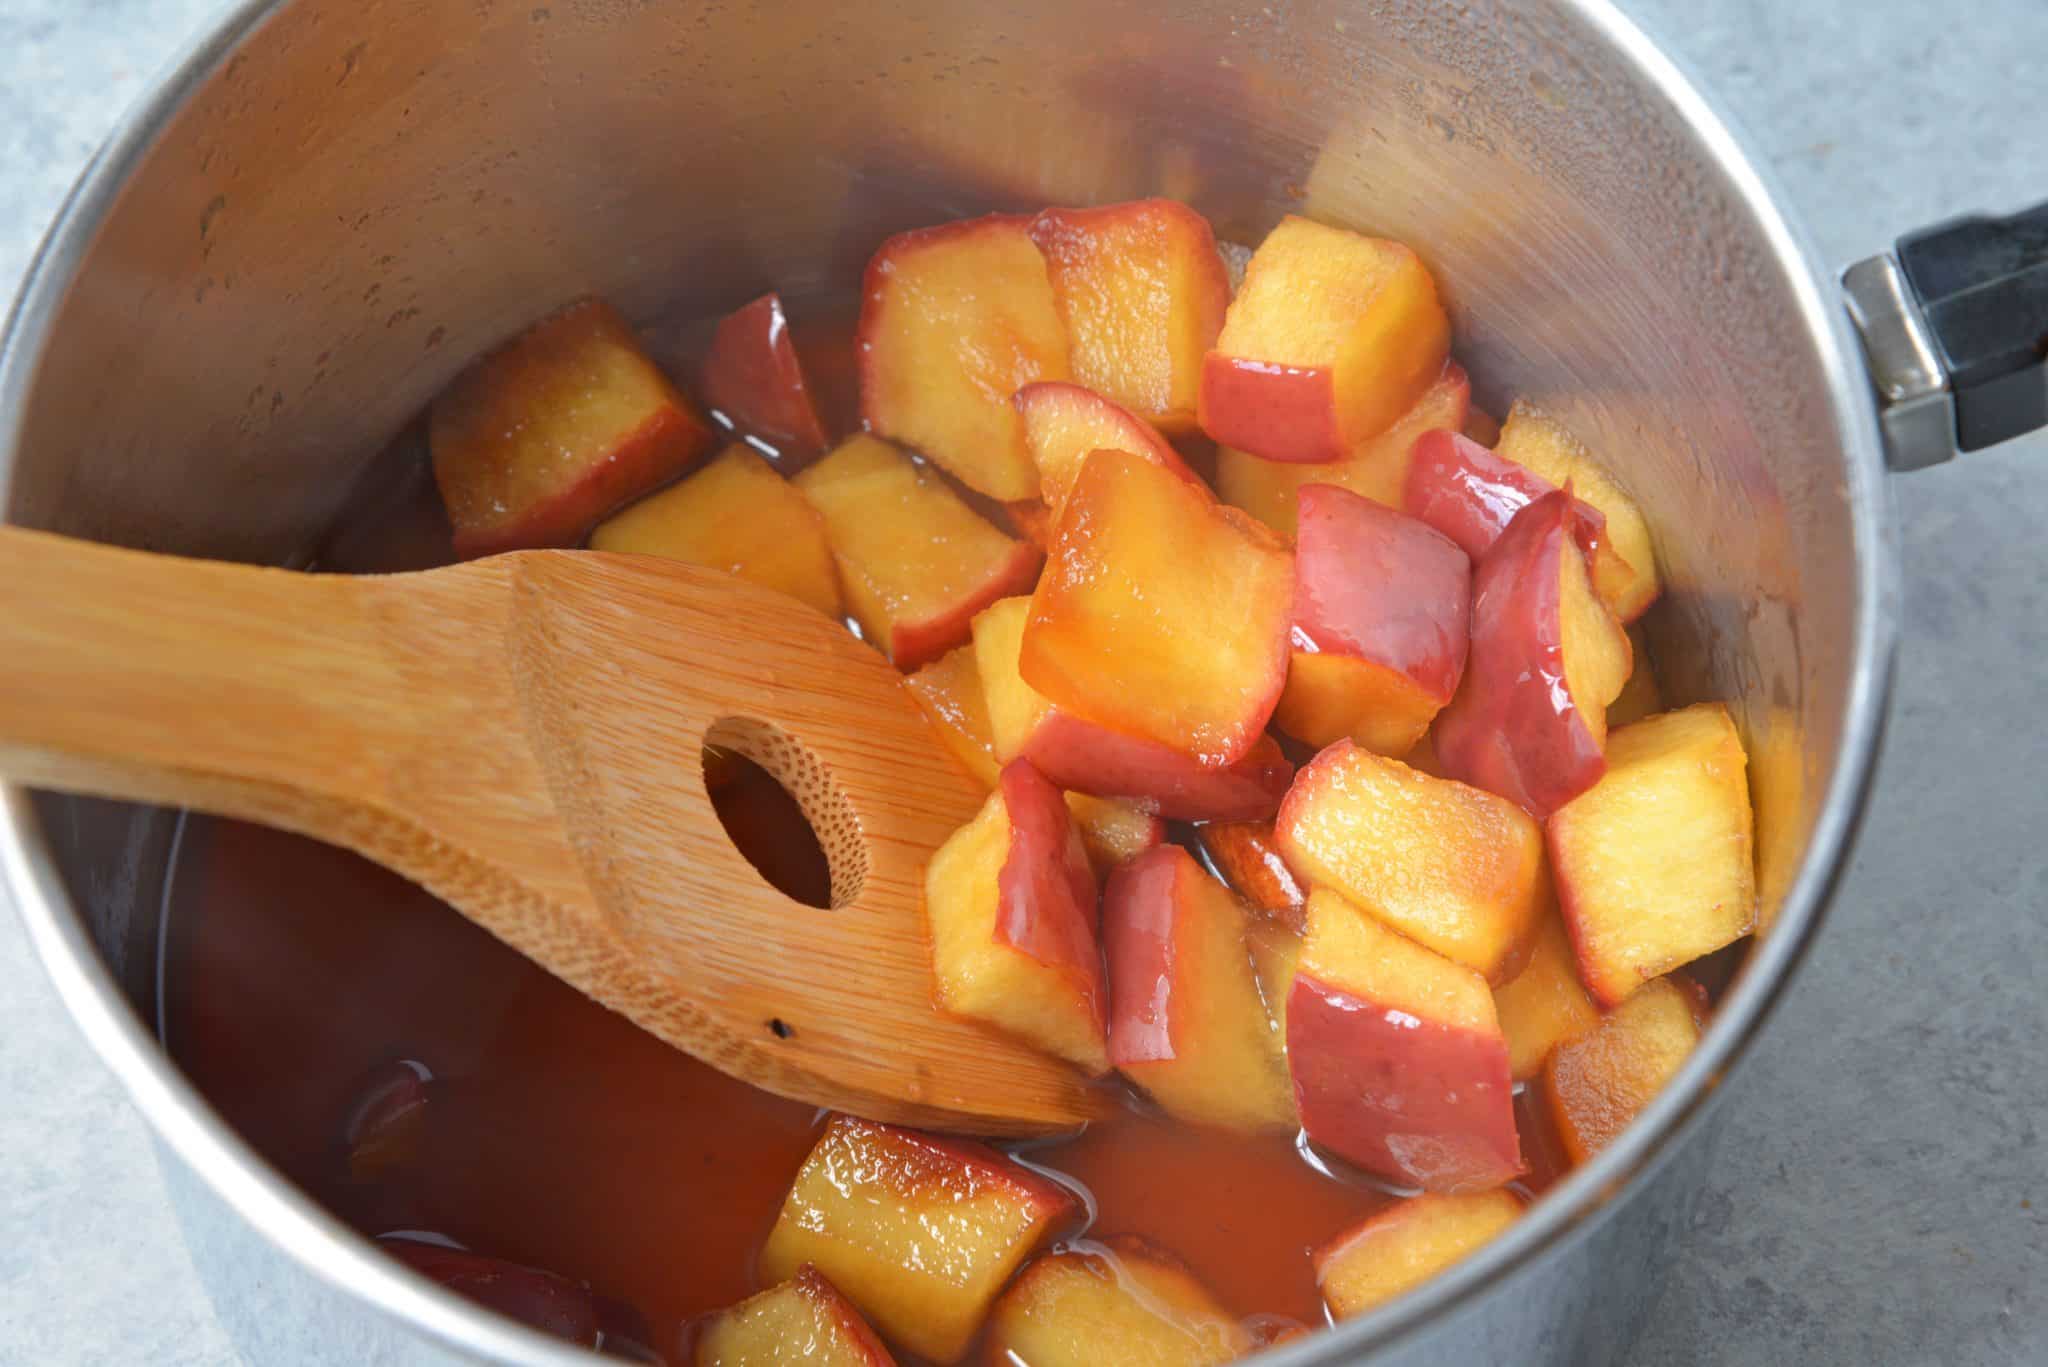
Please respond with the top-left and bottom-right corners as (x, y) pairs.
(7, 0), (1849, 1166)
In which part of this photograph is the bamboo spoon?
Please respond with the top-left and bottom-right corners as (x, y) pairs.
(0, 525), (1102, 1135)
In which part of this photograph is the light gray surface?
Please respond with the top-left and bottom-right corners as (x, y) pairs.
(0, 1), (2042, 1364)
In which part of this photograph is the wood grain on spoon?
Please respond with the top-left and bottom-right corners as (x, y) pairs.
(0, 525), (1101, 1134)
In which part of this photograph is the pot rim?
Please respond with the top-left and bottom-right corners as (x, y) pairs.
(0, 1), (1898, 1362)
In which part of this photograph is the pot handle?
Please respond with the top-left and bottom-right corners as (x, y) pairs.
(1842, 202), (2048, 471)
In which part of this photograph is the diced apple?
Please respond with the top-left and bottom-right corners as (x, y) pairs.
(974, 597), (1294, 821)
(1103, 846), (1295, 1131)
(699, 292), (831, 462)
(1065, 794), (1166, 877)
(1432, 492), (1633, 819)
(1194, 820), (1306, 930)
(796, 435), (1041, 669)
(1403, 428), (1577, 562)
(379, 1238), (601, 1345)
(1215, 363), (1470, 539)
(907, 643), (1166, 875)
(1028, 199), (1232, 433)
(924, 761), (1107, 1072)
(1461, 408), (1502, 448)
(1274, 485), (1470, 756)
(1495, 402), (1659, 621)
(1606, 623), (1663, 728)
(906, 645), (1005, 787)
(985, 1237), (1250, 1366)
(1013, 381), (1201, 525)
(692, 1266), (896, 1366)
(858, 214), (1071, 500)
(430, 297), (715, 556)
(589, 444), (842, 618)
(1023, 448), (1293, 765)
(1199, 217), (1451, 463)
(1286, 889), (1521, 1191)
(759, 1115), (1077, 1361)
(1275, 741), (1544, 983)
(1490, 910), (1599, 1080)
(1401, 427), (1634, 597)
(1543, 974), (1706, 1163)
(1313, 1191), (1522, 1319)
(1548, 704), (1756, 1006)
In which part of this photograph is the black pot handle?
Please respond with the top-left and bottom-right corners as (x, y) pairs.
(1843, 203), (2048, 471)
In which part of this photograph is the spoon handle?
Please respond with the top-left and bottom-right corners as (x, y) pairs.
(0, 523), (594, 917)
(0, 525), (418, 816)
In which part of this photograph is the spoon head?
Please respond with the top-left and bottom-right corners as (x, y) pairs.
(499, 550), (1103, 1134)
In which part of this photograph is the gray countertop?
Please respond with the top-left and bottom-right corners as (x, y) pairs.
(1, 1), (2043, 1363)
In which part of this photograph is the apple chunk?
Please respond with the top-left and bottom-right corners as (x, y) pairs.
(1216, 363), (1470, 538)
(1402, 426), (1637, 596)
(1103, 846), (1295, 1131)
(906, 645), (1162, 876)
(1543, 974), (1706, 1163)
(430, 297), (715, 556)
(692, 1266), (896, 1366)
(1199, 217), (1451, 463)
(1023, 448), (1293, 765)
(1014, 381), (1202, 525)
(1548, 703), (1756, 1006)
(759, 1115), (1077, 1361)
(986, 1237), (1250, 1366)
(1313, 1191), (1522, 1319)
(1495, 401), (1659, 621)
(1063, 794), (1166, 876)
(699, 292), (832, 462)
(1403, 427), (1580, 561)
(1194, 820), (1306, 930)
(1275, 485), (1470, 757)
(905, 645), (1005, 788)
(1432, 491), (1633, 819)
(589, 444), (842, 618)
(925, 760), (1108, 1072)
(796, 435), (1041, 669)
(1490, 910), (1599, 1080)
(858, 213), (1071, 500)
(1276, 741), (1544, 982)
(974, 597), (1294, 821)
(1286, 889), (1522, 1191)
(1028, 199), (1231, 433)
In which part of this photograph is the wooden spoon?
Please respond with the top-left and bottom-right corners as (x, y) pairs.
(0, 525), (1101, 1135)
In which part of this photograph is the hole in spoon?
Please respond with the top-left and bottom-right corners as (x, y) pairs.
(702, 719), (866, 909)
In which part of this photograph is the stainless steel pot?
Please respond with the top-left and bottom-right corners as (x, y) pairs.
(0, 0), (1941, 1361)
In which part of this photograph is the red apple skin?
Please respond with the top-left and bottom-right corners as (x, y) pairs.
(889, 538), (1044, 674)
(700, 293), (832, 463)
(1402, 429), (1608, 562)
(995, 760), (1106, 1019)
(1014, 381), (1202, 488)
(1019, 721), (1294, 823)
(1100, 846), (1181, 1064)
(1293, 483), (1470, 702)
(1286, 974), (1522, 1191)
(1198, 356), (1349, 464)
(1433, 492), (1607, 819)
